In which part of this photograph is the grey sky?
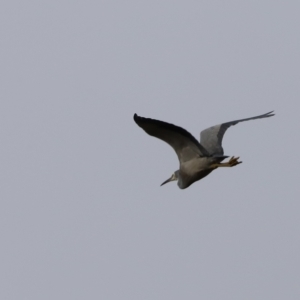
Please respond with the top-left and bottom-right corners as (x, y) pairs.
(0, 1), (299, 299)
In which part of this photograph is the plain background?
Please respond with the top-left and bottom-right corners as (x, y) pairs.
(0, 1), (299, 299)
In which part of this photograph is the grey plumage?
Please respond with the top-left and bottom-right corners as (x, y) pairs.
(134, 111), (274, 189)
(200, 111), (274, 156)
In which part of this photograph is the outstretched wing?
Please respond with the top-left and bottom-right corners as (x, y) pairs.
(200, 111), (275, 155)
(134, 114), (209, 162)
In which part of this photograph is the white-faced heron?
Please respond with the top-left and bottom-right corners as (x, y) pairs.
(134, 111), (274, 189)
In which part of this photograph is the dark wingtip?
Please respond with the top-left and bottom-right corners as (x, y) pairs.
(266, 110), (275, 117)
(134, 113), (147, 126)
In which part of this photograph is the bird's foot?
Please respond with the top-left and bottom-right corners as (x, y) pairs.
(210, 156), (242, 169)
(228, 156), (242, 167)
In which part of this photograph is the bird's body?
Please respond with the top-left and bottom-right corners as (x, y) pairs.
(134, 111), (274, 189)
(177, 157), (218, 188)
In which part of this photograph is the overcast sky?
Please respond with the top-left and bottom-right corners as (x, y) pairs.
(0, 1), (299, 299)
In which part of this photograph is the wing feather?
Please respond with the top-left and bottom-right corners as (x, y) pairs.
(200, 111), (275, 155)
(134, 114), (209, 162)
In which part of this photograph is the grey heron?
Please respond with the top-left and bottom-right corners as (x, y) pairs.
(134, 111), (274, 189)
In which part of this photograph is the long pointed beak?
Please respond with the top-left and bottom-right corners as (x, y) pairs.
(160, 176), (173, 186)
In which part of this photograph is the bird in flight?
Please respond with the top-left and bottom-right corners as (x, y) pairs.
(134, 111), (274, 189)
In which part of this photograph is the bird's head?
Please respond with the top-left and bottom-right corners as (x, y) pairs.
(160, 170), (179, 186)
